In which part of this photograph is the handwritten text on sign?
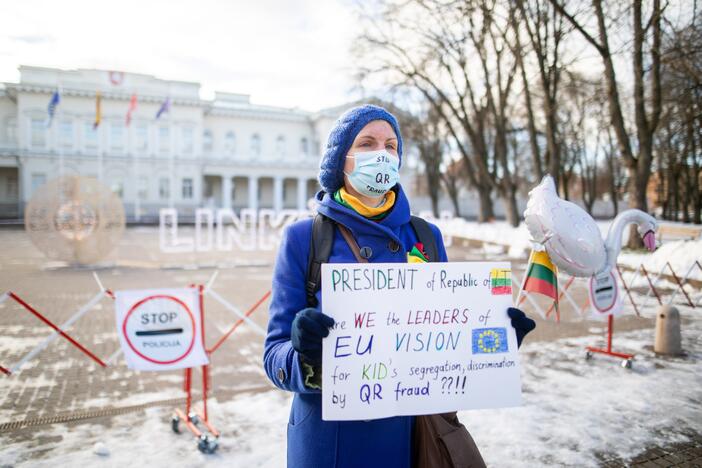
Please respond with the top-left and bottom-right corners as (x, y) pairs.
(321, 262), (521, 421)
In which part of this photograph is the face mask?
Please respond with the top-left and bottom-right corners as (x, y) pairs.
(344, 150), (400, 197)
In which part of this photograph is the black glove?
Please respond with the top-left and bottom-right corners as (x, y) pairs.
(291, 308), (335, 365)
(507, 307), (536, 348)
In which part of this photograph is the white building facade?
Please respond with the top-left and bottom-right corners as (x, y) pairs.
(0, 66), (343, 221)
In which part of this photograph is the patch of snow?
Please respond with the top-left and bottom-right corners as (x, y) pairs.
(618, 239), (702, 282)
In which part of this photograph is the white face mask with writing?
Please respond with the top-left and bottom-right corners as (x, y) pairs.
(344, 150), (400, 197)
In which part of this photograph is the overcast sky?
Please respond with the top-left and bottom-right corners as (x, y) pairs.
(0, 0), (360, 111)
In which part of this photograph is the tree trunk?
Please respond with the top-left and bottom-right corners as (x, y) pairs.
(502, 189), (520, 228)
(627, 166), (649, 249)
(449, 193), (461, 218)
(477, 186), (494, 222)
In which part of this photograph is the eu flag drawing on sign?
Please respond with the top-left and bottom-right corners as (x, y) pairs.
(472, 327), (509, 354)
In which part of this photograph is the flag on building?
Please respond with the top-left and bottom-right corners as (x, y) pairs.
(155, 97), (170, 120)
(523, 250), (559, 309)
(93, 91), (102, 129)
(47, 90), (60, 127)
(126, 94), (137, 126)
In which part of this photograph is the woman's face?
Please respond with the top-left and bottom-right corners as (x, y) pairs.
(342, 120), (399, 176)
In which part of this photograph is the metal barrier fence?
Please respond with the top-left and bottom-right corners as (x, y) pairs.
(515, 260), (701, 321)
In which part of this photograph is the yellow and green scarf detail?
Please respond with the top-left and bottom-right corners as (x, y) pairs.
(333, 187), (396, 220)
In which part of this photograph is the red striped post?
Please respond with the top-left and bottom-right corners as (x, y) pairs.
(616, 265), (640, 317)
(185, 367), (192, 416)
(207, 290), (271, 354)
(666, 262), (694, 308)
(8, 292), (106, 368)
(640, 265), (662, 306)
(546, 276), (574, 318)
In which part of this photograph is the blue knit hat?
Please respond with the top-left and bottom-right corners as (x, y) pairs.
(318, 104), (403, 194)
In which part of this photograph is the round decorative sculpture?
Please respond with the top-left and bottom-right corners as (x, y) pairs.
(25, 176), (125, 264)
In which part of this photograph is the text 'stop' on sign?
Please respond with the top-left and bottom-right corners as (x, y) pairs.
(115, 288), (209, 371)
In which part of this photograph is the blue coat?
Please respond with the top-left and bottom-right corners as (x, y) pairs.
(263, 185), (448, 468)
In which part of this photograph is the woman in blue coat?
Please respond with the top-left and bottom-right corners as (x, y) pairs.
(263, 104), (535, 468)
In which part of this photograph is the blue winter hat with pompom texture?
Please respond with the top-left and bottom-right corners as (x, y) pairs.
(318, 104), (403, 194)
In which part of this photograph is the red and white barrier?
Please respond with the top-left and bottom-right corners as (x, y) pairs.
(3, 291), (108, 374)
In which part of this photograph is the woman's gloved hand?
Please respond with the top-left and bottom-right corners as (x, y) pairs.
(291, 308), (335, 365)
(507, 307), (536, 348)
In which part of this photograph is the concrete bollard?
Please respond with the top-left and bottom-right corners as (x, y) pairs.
(654, 305), (682, 355)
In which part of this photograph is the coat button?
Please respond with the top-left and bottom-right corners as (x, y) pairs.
(277, 367), (286, 383)
(388, 240), (400, 253)
(360, 246), (373, 259)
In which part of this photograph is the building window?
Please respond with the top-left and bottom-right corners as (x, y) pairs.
(110, 122), (124, 151)
(182, 178), (193, 199)
(3, 173), (18, 199)
(158, 126), (169, 154)
(159, 177), (170, 199)
(31, 173), (46, 193)
(84, 121), (98, 150)
(225, 131), (236, 156)
(203, 130), (213, 154)
(30, 118), (46, 148)
(60, 120), (73, 148)
(276, 135), (286, 157)
(138, 176), (148, 200)
(5, 118), (17, 144)
(135, 124), (148, 152)
(250, 133), (261, 157)
(111, 180), (124, 198)
(181, 127), (194, 155)
(300, 137), (309, 156)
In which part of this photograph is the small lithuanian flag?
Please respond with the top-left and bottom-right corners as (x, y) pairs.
(523, 250), (559, 306)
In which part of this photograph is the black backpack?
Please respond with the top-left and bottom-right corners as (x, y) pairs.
(305, 214), (438, 307)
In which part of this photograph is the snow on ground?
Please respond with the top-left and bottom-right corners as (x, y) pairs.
(461, 305), (702, 467)
(618, 239), (702, 282)
(2, 305), (700, 467)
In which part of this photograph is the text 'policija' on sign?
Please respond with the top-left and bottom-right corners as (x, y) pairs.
(321, 262), (522, 421)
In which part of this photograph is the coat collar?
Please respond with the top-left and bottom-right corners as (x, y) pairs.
(315, 184), (411, 241)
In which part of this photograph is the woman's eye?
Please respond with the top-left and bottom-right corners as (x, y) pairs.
(386, 144), (396, 150)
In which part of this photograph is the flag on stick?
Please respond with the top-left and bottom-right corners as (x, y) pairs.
(155, 97), (170, 120)
(93, 91), (102, 129)
(126, 94), (137, 126)
(523, 250), (559, 311)
(47, 90), (60, 127)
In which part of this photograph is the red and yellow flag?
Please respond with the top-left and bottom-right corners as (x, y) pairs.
(523, 250), (559, 304)
(93, 91), (102, 129)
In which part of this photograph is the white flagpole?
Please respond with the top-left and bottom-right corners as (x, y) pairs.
(130, 92), (140, 222)
(97, 90), (103, 184)
(57, 82), (64, 180)
(168, 88), (174, 209)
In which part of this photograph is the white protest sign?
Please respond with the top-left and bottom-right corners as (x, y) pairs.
(115, 288), (209, 371)
(321, 262), (521, 421)
(588, 268), (623, 318)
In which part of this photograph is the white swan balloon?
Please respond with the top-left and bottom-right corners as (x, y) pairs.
(524, 175), (657, 277)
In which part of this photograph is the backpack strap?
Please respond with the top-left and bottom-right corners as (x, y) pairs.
(306, 214), (335, 307)
(409, 215), (439, 263)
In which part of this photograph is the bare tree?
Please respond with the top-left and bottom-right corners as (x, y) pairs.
(515, 0), (570, 192)
(442, 160), (465, 218)
(353, 0), (523, 225)
(401, 104), (447, 217)
(549, 0), (664, 247)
